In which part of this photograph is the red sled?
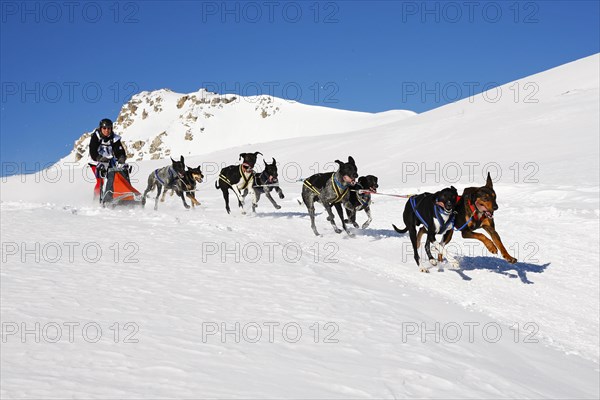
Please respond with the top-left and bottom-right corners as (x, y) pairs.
(90, 164), (143, 207)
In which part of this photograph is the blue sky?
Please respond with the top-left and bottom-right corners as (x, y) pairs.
(1, 0), (599, 169)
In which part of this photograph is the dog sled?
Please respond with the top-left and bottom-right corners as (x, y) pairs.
(91, 163), (144, 208)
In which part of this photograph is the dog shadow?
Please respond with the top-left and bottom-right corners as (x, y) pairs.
(253, 211), (318, 219)
(354, 228), (400, 240)
(452, 256), (550, 284)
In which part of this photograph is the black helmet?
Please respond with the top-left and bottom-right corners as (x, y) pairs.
(99, 118), (113, 129)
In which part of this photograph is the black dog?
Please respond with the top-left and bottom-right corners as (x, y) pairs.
(216, 152), (262, 214)
(344, 175), (378, 229)
(302, 156), (358, 236)
(242, 158), (285, 212)
(163, 165), (204, 208)
(142, 156), (189, 210)
(393, 186), (459, 272)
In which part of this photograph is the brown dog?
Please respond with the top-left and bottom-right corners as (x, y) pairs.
(454, 172), (517, 264)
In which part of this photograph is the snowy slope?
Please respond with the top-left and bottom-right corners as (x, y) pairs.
(1, 54), (599, 398)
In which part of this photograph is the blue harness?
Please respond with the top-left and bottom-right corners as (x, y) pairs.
(454, 215), (474, 231)
(154, 167), (176, 186)
(409, 196), (455, 233)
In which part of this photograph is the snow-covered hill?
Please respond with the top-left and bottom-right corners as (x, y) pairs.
(65, 89), (415, 163)
(1, 54), (599, 398)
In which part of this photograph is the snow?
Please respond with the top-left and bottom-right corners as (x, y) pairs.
(62, 88), (416, 164)
(1, 54), (599, 398)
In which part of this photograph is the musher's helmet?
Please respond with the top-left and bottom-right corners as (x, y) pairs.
(99, 118), (113, 129)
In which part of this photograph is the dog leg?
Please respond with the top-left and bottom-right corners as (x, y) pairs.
(154, 184), (162, 211)
(178, 190), (190, 209)
(416, 227), (426, 249)
(334, 203), (354, 237)
(252, 190), (262, 213)
(482, 223), (517, 264)
(324, 203), (342, 234)
(187, 193), (200, 207)
(438, 230), (454, 262)
(425, 232), (437, 266)
(438, 230), (459, 267)
(346, 208), (359, 228)
(221, 185), (231, 214)
(462, 230), (498, 254)
(161, 189), (168, 202)
(361, 206), (372, 229)
(142, 180), (154, 208)
(230, 186), (246, 215)
(264, 190), (281, 210)
(276, 187), (285, 199)
(433, 241), (460, 269)
(407, 225), (421, 268)
(303, 193), (320, 236)
(250, 188), (258, 213)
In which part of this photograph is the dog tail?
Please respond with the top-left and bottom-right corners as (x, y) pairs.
(392, 224), (408, 234)
(215, 180), (220, 190)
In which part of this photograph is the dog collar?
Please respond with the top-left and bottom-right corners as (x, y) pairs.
(330, 174), (349, 203)
(333, 175), (348, 189)
(467, 199), (486, 222)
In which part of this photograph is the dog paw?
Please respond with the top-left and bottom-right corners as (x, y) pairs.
(504, 255), (517, 264)
(429, 258), (438, 266)
(352, 223), (359, 228)
(334, 228), (342, 234)
(486, 243), (499, 254)
(275, 204), (282, 210)
(184, 204), (190, 209)
(361, 222), (371, 229)
(279, 193), (285, 199)
(420, 267), (430, 273)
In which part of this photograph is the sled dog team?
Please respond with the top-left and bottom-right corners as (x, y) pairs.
(142, 153), (517, 273)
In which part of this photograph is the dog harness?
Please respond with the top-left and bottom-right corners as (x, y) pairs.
(356, 192), (371, 210)
(303, 174), (349, 204)
(219, 165), (253, 190)
(154, 167), (176, 186)
(454, 198), (487, 231)
(409, 196), (455, 233)
(467, 199), (487, 222)
(253, 170), (270, 188)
